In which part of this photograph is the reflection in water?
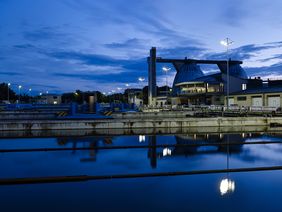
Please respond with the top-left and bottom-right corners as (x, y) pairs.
(4, 131), (282, 209)
(220, 178), (235, 195)
(57, 136), (113, 162)
(139, 135), (146, 143)
(56, 133), (282, 168)
(162, 148), (172, 157)
(148, 136), (157, 168)
(52, 132), (282, 197)
(54, 132), (282, 197)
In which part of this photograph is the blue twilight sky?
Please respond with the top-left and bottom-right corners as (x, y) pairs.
(1, 0), (282, 94)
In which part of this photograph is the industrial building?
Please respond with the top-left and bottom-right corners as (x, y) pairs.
(228, 79), (282, 108)
(37, 94), (62, 105)
(147, 47), (282, 109)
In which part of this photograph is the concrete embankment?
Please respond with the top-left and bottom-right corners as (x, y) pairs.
(1, 114), (282, 131)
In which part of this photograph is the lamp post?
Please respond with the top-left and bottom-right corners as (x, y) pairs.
(220, 38), (234, 109)
(138, 77), (145, 85)
(18, 85), (22, 103)
(162, 67), (171, 105)
(7, 83), (11, 103)
(125, 83), (131, 103)
(28, 88), (32, 103)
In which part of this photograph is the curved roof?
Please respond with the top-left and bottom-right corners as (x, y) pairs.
(173, 63), (204, 86)
(217, 63), (248, 79)
(172, 63), (204, 95)
(229, 64), (248, 79)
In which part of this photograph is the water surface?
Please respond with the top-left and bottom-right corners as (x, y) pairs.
(1, 131), (282, 211)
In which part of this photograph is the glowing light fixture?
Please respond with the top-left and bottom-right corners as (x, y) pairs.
(138, 77), (145, 82)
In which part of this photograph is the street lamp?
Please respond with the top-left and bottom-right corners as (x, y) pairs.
(28, 88), (32, 103)
(138, 77), (145, 82)
(7, 83), (11, 103)
(162, 67), (171, 104)
(138, 77), (145, 89)
(18, 85), (22, 103)
(220, 38), (234, 109)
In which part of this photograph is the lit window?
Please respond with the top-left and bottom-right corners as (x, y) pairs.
(242, 84), (247, 90)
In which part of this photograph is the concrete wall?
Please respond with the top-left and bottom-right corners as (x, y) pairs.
(0, 112), (57, 120)
(1, 116), (282, 131)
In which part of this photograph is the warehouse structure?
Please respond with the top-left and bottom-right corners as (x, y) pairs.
(228, 79), (282, 108)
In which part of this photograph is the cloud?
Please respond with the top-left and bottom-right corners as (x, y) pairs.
(258, 54), (282, 63)
(0, 71), (22, 76)
(217, 0), (250, 27)
(13, 44), (36, 49)
(245, 62), (282, 79)
(23, 27), (64, 41)
(205, 43), (279, 61)
(104, 38), (149, 49)
(158, 46), (207, 58)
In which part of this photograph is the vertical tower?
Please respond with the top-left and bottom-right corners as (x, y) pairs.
(148, 47), (157, 105)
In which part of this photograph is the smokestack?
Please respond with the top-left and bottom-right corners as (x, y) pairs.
(148, 47), (157, 105)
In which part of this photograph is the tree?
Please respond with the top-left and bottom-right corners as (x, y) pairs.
(0, 83), (17, 102)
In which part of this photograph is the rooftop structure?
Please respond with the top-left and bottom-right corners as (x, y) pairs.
(147, 47), (246, 106)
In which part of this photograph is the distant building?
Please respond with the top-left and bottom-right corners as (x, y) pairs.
(37, 94), (62, 104)
(126, 88), (143, 106)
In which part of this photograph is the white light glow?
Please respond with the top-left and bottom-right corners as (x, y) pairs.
(220, 40), (228, 46)
(139, 135), (145, 142)
(220, 38), (234, 47)
(219, 178), (235, 196)
(163, 148), (172, 156)
(162, 67), (171, 72)
(138, 77), (145, 82)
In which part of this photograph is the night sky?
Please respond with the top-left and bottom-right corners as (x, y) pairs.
(1, 0), (282, 94)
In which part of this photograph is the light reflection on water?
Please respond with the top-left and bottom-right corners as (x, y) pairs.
(1, 132), (282, 211)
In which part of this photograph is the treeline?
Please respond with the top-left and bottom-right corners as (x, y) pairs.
(0, 82), (169, 104)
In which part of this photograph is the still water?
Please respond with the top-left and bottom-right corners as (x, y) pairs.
(1, 131), (282, 211)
